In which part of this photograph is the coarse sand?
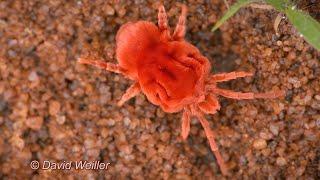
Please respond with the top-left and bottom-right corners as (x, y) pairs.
(0, 0), (319, 179)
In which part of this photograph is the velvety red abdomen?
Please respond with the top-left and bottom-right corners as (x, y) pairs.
(116, 21), (161, 80)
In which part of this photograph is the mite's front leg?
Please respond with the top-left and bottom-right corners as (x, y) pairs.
(158, 5), (170, 40)
(172, 5), (187, 41)
(209, 71), (253, 83)
(78, 58), (124, 74)
(213, 88), (285, 100)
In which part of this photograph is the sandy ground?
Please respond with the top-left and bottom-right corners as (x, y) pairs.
(0, 0), (319, 179)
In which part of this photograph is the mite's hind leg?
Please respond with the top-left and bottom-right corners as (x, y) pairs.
(196, 111), (228, 175)
(213, 88), (285, 100)
(78, 58), (123, 74)
(118, 82), (141, 106)
(209, 72), (253, 83)
(172, 5), (187, 40)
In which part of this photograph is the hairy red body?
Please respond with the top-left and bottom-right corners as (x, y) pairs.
(79, 5), (284, 176)
(116, 21), (210, 112)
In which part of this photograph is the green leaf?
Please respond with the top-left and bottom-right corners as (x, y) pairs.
(265, 0), (287, 11)
(285, 7), (320, 51)
(211, 0), (257, 32)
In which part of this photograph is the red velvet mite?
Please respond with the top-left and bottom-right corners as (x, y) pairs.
(79, 5), (284, 175)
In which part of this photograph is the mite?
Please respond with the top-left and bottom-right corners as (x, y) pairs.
(79, 5), (284, 175)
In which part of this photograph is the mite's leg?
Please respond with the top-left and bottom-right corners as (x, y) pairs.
(158, 5), (170, 39)
(209, 71), (253, 83)
(118, 82), (141, 106)
(172, 5), (187, 40)
(181, 107), (191, 140)
(78, 58), (123, 74)
(213, 88), (285, 100)
(198, 95), (221, 114)
(196, 111), (228, 175)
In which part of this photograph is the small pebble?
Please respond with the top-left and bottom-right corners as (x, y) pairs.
(276, 157), (287, 166)
(26, 116), (43, 130)
(49, 100), (61, 116)
(105, 5), (115, 16)
(10, 135), (25, 150)
(269, 124), (279, 136)
(253, 139), (267, 150)
(107, 119), (116, 127)
(28, 71), (39, 81)
(259, 131), (273, 140)
(123, 117), (131, 126)
(160, 132), (170, 142)
(56, 115), (66, 125)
